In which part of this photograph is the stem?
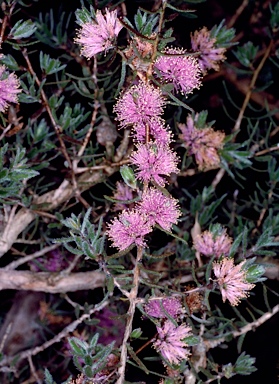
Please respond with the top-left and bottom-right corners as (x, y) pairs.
(146, 0), (167, 79)
(116, 246), (143, 384)
(233, 40), (273, 133)
(204, 303), (279, 350)
(211, 40), (273, 190)
(22, 49), (72, 169)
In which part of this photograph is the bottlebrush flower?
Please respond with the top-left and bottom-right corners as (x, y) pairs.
(133, 117), (171, 146)
(193, 228), (232, 258)
(137, 188), (181, 231)
(153, 320), (192, 365)
(0, 65), (21, 112)
(145, 297), (183, 318)
(113, 82), (165, 129)
(106, 209), (152, 251)
(130, 142), (179, 187)
(213, 258), (255, 306)
(154, 48), (202, 95)
(112, 181), (135, 211)
(191, 27), (226, 74)
(178, 114), (225, 169)
(75, 8), (123, 58)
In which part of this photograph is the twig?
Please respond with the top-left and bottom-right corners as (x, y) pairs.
(72, 57), (99, 172)
(62, 293), (84, 311)
(204, 303), (279, 350)
(0, 299), (109, 368)
(116, 246), (143, 384)
(211, 41), (273, 190)
(74, 159), (130, 174)
(227, 0), (249, 29)
(0, 123), (12, 140)
(22, 49), (72, 169)
(28, 355), (42, 384)
(4, 244), (60, 270)
(254, 145), (279, 157)
(0, 269), (105, 292)
(146, 0), (167, 79)
(0, 1), (16, 48)
(233, 40), (273, 133)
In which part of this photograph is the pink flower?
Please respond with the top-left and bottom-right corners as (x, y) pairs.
(75, 8), (123, 58)
(178, 114), (225, 169)
(154, 48), (202, 95)
(137, 188), (181, 231)
(106, 209), (152, 251)
(130, 142), (179, 187)
(112, 182), (135, 211)
(0, 65), (21, 112)
(213, 258), (255, 306)
(133, 117), (171, 146)
(191, 27), (226, 74)
(144, 297), (183, 318)
(193, 228), (232, 258)
(153, 320), (192, 365)
(113, 82), (165, 129)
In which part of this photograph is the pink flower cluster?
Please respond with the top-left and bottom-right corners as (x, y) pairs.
(179, 113), (225, 169)
(191, 27), (226, 74)
(112, 182), (135, 211)
(107, 209), (152, 251)
(144, 297), (183, 318)
(0, 65), (21, 112)
(107, 186), (181, 251)
(75, 8), (123, 58)
(153, 320), (192, 365)
(154, 48), (201, 95)
(213, 258), (255, 306)
(193, 228), (232, 258)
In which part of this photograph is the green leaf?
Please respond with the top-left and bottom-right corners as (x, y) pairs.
(83, 365), (94, 378)
(75, 6), (95, 26)
(245, 263), (266, 283)
(120, 165), (137, 189)
(0, 54), (20, 71)
(130, 328), (143, 339)
(44, 368), (56, 384)
(106, 275), (114, 293)
(39, 52), (66, 75)
(68, 337), (87, 357)
(229, 227), (248, 257)
(234, 352), (257, 375)
(9, 19), (37, 39)
(270, 3), (279, 30)
(166, 3), (197, 14)
(184, 335), (199, 346)
(210, 19), (236, 48)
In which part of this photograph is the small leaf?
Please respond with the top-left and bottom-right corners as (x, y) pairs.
(0, 54), (19, 71)
(234, 352), (257, 375)
(130, 328), (143, 339)
(106, 275), (114, 293)
(44, 368), (56, 384)
(184, 335), (199, 346)
(9, 19), (37, 39)
(68, 337), (87, 357)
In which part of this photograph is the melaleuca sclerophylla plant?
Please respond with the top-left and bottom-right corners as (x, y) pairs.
(0, 1), (278, 384)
